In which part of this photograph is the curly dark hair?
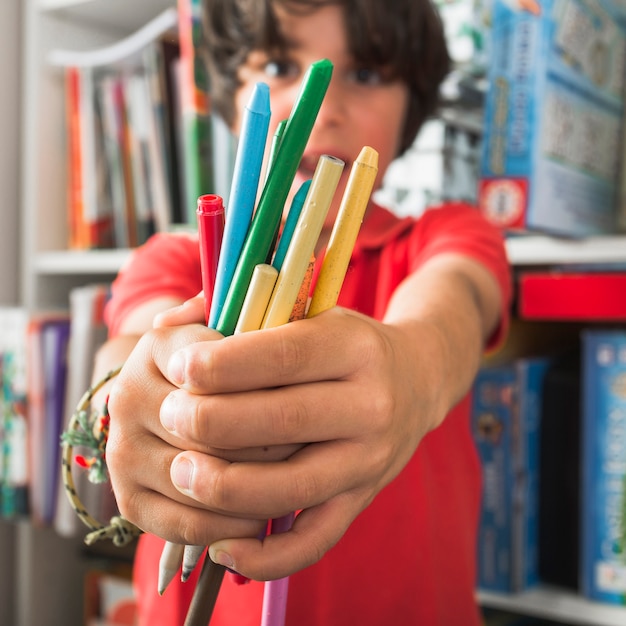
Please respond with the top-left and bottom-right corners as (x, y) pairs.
(201, 0), (450, 156)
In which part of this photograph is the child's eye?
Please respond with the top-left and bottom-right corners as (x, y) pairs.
(263, 59), (300, 79)
(349, 67), (384, 86)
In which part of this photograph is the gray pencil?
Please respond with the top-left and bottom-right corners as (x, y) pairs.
(182, 544), (208, 582)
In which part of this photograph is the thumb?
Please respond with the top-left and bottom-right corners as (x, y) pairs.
(154, 293), (206, 328)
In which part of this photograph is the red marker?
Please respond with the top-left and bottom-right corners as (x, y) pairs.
(197, 194), (225, 325)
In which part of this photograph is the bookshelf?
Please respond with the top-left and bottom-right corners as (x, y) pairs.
(478, 586), (626, 626)
(506, 235), (626, 267)
(15, 2), (178, 624)
(10, 0), (626, 625)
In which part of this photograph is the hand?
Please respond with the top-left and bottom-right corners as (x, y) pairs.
(105, 311), (273, 549)
(111, 295), (449, 581)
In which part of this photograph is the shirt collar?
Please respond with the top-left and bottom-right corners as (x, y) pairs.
(353, 203), (415, 252)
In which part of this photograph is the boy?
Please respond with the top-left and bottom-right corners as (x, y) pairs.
(100, 0), (512, 624)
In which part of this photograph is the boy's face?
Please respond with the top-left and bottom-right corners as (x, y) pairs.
(231, 4), (409, 241)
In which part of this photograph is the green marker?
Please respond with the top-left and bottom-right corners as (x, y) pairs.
(216, 58), (333, 336)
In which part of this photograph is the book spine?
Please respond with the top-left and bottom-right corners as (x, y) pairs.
(472, 364), (517, 592)
(513, 357), (549, 591)
(66, 67), (89, 249)
(581, 330), (626, 605)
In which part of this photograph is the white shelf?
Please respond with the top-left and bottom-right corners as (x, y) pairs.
(35, 249), (132, 274)
(39, 0), (175, 32)
(32, 234), (626, 277)
(479, 586), (626, 626)
(506, 234), (626, 266)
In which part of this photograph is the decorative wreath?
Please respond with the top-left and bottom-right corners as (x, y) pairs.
(60, 366), (142, 547)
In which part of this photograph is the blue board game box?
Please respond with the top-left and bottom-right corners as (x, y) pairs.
(581, 330), (626, 605)
(479, 0), (626, 236)
(472, 357), (550, 592)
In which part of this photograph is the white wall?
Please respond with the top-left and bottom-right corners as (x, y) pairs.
(0, 0), (21, 305)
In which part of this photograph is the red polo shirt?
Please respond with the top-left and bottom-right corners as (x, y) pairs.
(106, 202), (511, 626)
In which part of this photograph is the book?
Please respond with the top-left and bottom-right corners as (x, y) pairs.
(472, 357), (550, 592)
(0, 308), (30, 518)
(65, 65), (114, 250)
(580, 329), (626, 605)
(55, 284), (110, 538)
(27, 313), (71, 527)
(479, 0), (626, 237)
(123, 70), (156, 245)
(142, 41), (176, 234)
(538, 351), (581, 590)
(97, 74), (132, 249)
(51, 8), (182, 247)
(473, 364), (517, 593)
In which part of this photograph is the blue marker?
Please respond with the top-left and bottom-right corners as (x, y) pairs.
(272, 179), (311, 272)
(208, 82), (271, 328)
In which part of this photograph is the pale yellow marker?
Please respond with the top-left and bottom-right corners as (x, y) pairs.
(307, 146), (378, 317)
(235, 263), (279, 333)
(262, 155), (344, 329)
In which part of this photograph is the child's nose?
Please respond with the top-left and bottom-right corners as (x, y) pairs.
(315, 78), (349, 126)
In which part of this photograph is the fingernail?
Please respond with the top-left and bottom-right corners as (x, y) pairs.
(171, 457), (194, 492)
(209, 547), (235, 570)
(160, 394), (177, 433)
(168, 350), (186, 385)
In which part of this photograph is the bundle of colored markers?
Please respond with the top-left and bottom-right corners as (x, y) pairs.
(159, 58), (379, 626)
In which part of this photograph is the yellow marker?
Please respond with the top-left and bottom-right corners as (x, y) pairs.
(307, 146), (378, 317)
(262, 155), (344, 329)
(235, 264), (279, 333)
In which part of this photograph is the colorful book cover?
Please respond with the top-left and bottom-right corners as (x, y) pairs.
(479, 0), (626, 236)
(177, 0), (214, 225)
(581, 329), (626, 605)
(0, 308), (30, 518)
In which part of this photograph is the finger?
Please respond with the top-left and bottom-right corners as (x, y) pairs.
(208, 492), (366, 580)
(112, 484), (266, 547)
(169, 440), (383, 518)
(159, 376), (388, 450)
(106, 431), (268, 545)
(109, 324), (222, 406)
(153, 293), (206, 328)
(167, 307), (383, 394)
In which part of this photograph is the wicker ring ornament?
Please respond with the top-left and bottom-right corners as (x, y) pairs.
(60, 365), (142, 547)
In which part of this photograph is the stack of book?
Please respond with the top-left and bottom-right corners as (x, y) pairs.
(51, 2), (235, 251)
